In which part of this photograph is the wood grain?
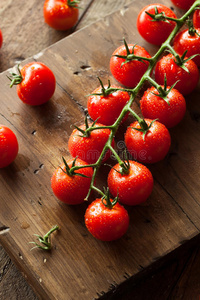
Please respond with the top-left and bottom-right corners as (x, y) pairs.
(0, 0), (200, 299)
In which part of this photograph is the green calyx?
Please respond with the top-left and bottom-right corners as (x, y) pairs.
(186, 18), (200, 37)
(172, 50), (199, 73)
(132, 119), (157, 141)
(146, 6), (170, 23)
(29, 225), (59, 251)
(150, 75), (179, 104)
(114, 39), (150, 67)
(73, 114), (99, 138)
(67, 0), (80, 8)
(101, 188), (118, 209)
(61, 156), (90, 178)
(89, 77), (117, 97)
(7, 64), (23, 88)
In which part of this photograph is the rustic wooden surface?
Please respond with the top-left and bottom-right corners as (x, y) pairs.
(0, 0), (200, 299)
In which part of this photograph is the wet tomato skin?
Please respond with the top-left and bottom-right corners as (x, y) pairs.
(87, 85), (130, 126)
(108, 161), (154, 206)
(17, 62), (56, 105)
(173, 28), (200, 67)
(0, 125), (18, 168)
(154, 53), (199, 96)
(85, 198), (129, 241)
(43, 0), (79, 31)
(137, 3), (177, 45)
(140, 86), (186, 128)
(51, 158), (93, 205)
(110, 44), (151, 88)
(68, 123), (114, 164)
(125, 119), (171, 164)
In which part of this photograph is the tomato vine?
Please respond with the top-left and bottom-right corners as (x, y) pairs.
(65, 0), (200, 203)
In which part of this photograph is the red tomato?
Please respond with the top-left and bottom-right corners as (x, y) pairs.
(43, 0), (79, 31)
(193, 9), (200, 28)
(125, 119), (171, 164)
(8, 62), (56, 106)
(171, 0), (195, 10)
(173, 28), (200, 66)
(137, 4), (177, 46)
(107, 161), (154, 206)
(0, 125), (18, 168)
(68, 122), (114, 164)
(154, 53), (199, 96)
(110, 44), (151, 88)
(85, 198), (129, 241)
(0, 29), (3, 48)
(140, 86), (186, 128)
(51, 158), (93, 204)
(87, 84), (130, 125)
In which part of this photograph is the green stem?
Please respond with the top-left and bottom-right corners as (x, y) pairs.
(72, 0), (200, 199)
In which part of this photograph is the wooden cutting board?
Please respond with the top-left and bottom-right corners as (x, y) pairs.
(0, 1), (200, 299)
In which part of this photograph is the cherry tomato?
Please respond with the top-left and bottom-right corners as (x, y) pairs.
(0, 29), (3, 48)
(87, 84), (130, 126)
(125, 119), (171, 164)
(173, 27), (200, 66)
(171, 0), (195, 10)
(107, 160), (154, 206)
(140, 86), (186, 128)
(193, 9), (200, 28)
(137, 4), (177, 46)
(110, 43), (151, 88)
(43, 0), (79, 31)
(85, 197), (129, 241)
(154, 53), (199, 96)
(9, 62), (56, 106)
(0, 125), (18, 168)
(68, 122), (114, 164)
(51, 157), (93, 204)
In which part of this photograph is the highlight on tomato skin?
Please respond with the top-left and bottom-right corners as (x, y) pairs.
(84, 198), (130, 241)
(0, 125), (19, 168)
(68, 122), (115, 164)
(125, 119), (171, 164)
(51, 158), (93, 205)
(110, 44), (151, 88)
(140, 86), (187, 128)
(137, 3), (177, 46)
(43, 0), (79, 31)
(87, 84), (130, 126)
(107, 161), (154, 206)
(8, 62), (56, 106)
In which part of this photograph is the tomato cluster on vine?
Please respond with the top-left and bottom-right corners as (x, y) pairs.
(1, 0), (200, 243)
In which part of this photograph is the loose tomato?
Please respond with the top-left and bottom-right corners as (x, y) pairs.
(137, 4), (177, 46)
(43, 0), (79, 31)
(171, 0), (195, 10)
(0, 29), (3, 48)
(68, 122), (114, 164)
(140, 86), (186, 128)
(125, 119), (171, 164)
(154, 53), (199, 96)
(0, 125), (18, 168)
(108, 160), (153, 206)
(51, 157), (93, 204)
(85, 197), (129, 241)
(87, 83), (130, 126)
(8, 62), (56, 106)
(193, 9), (200, 28)
(173, 27), (200, 66)
(110, 42), (151, 88)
